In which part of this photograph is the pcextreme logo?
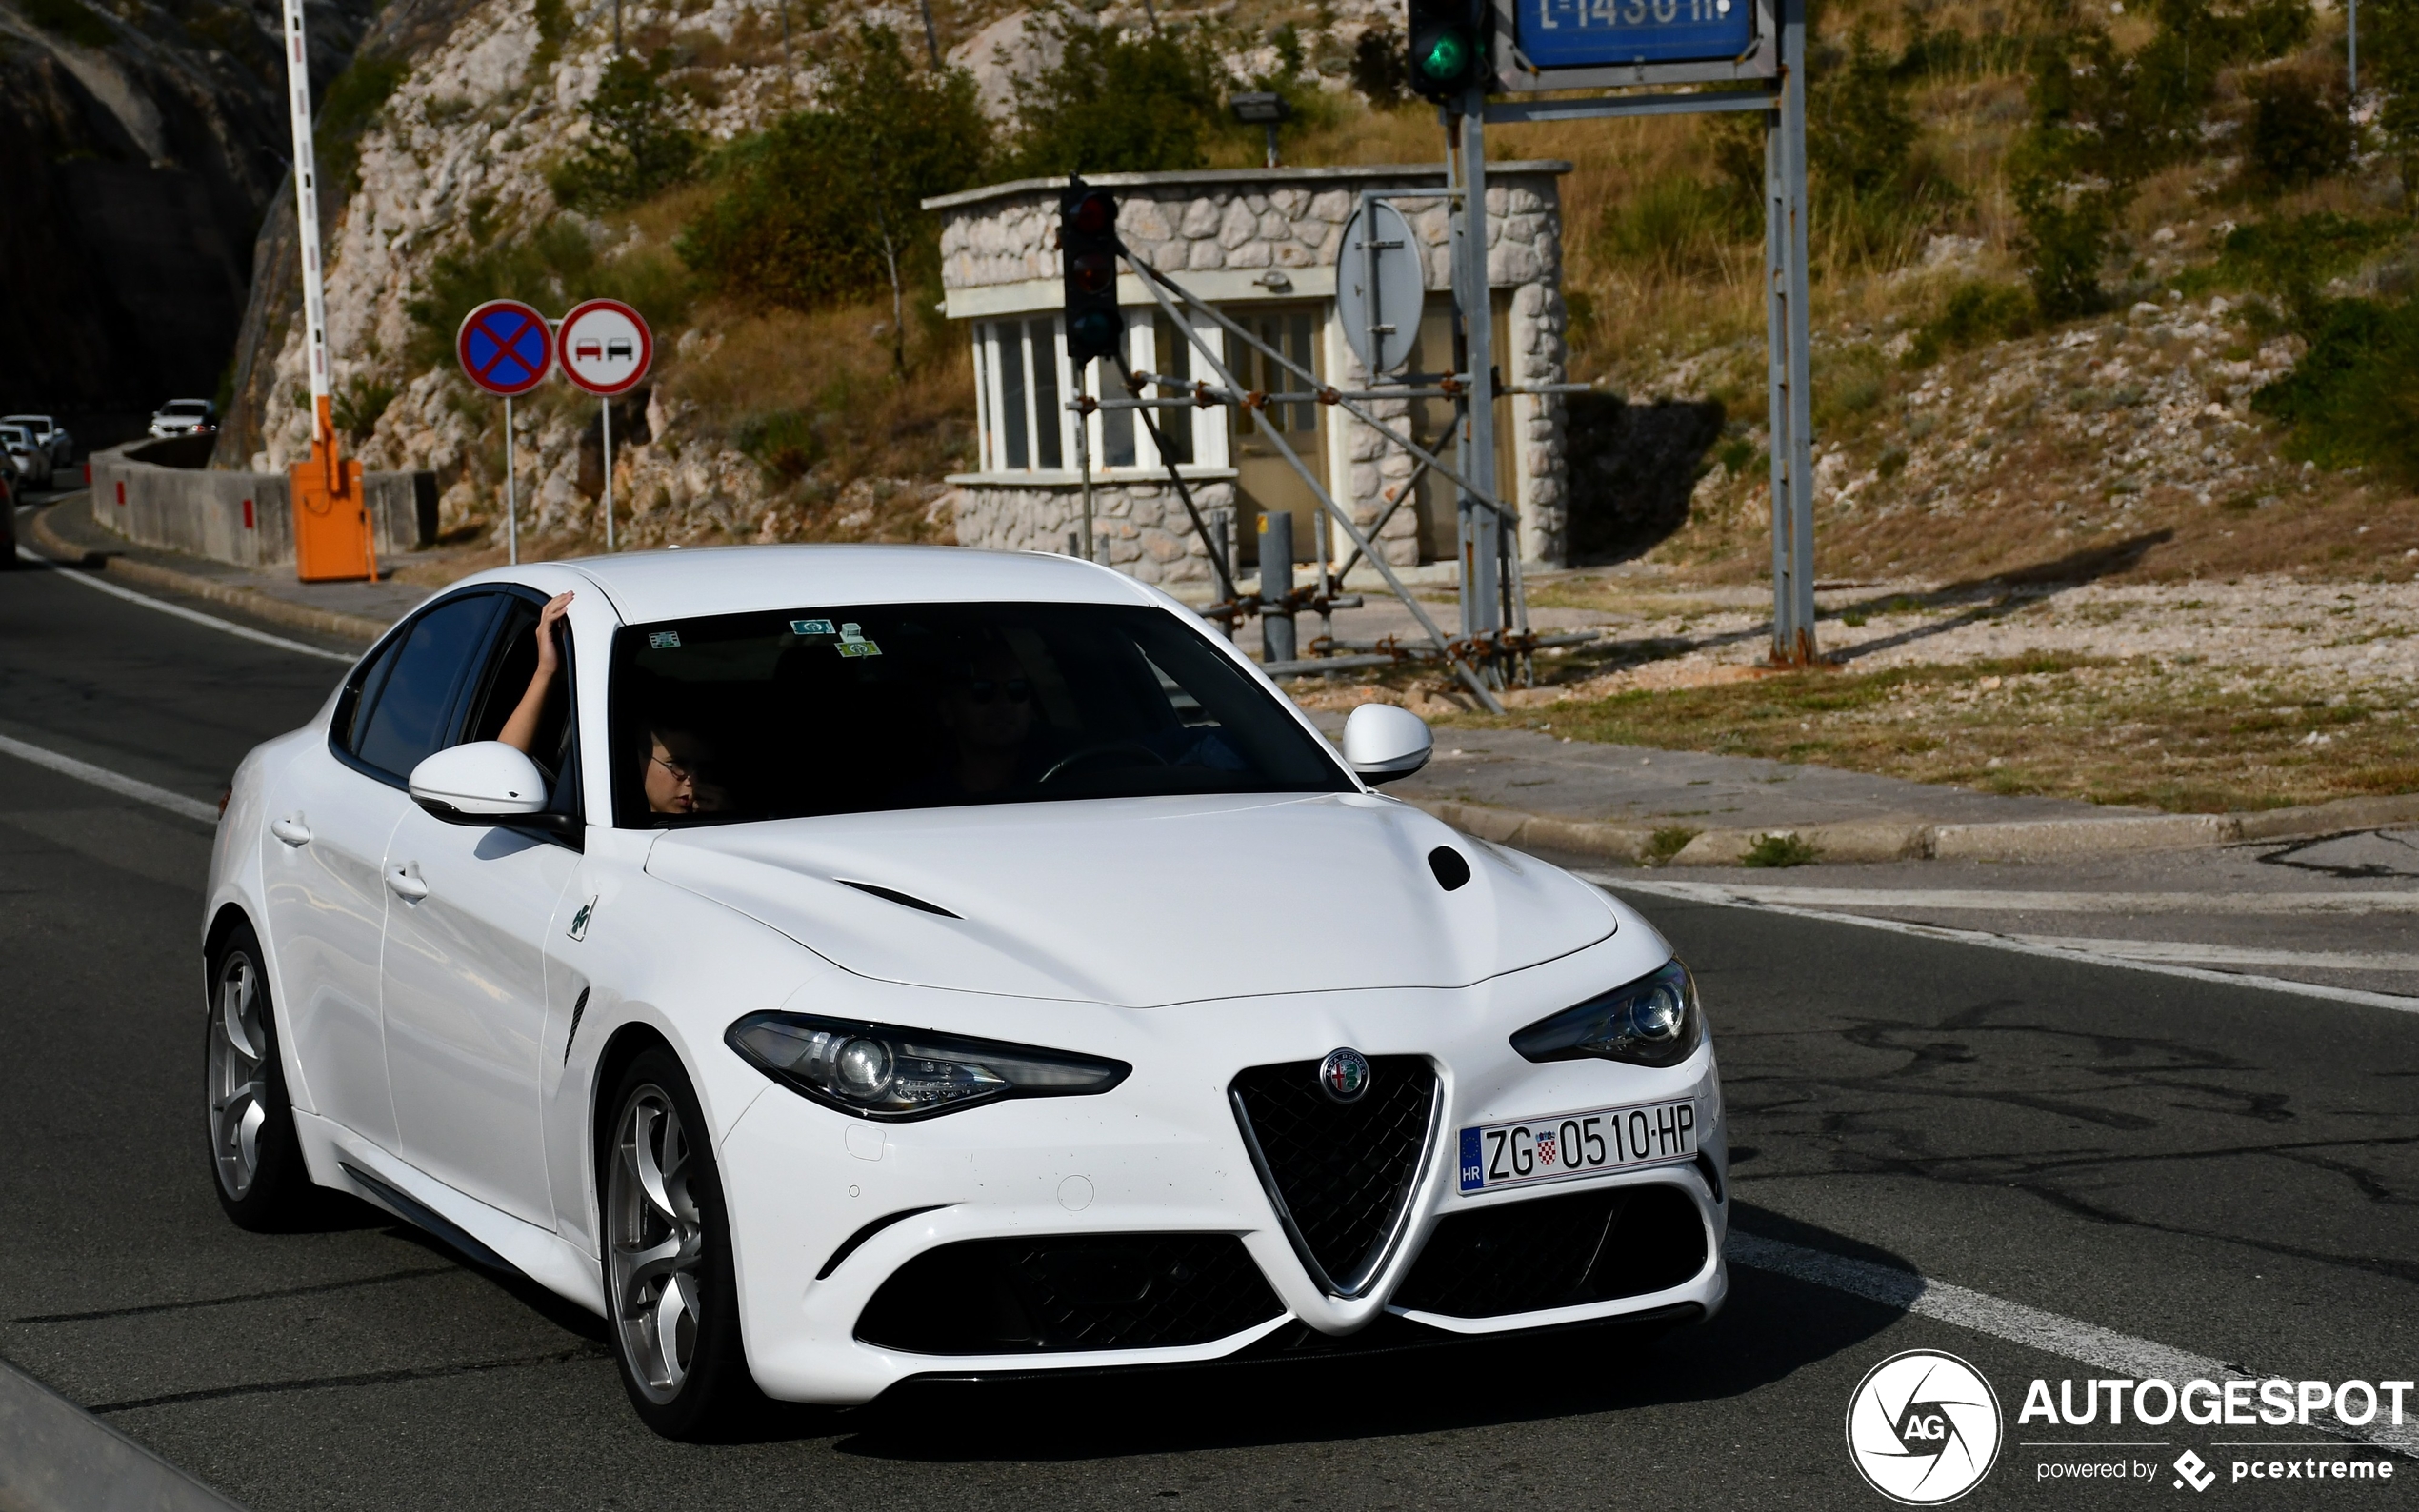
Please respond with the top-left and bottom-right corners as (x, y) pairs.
(1847, 1350), (2005, 1505)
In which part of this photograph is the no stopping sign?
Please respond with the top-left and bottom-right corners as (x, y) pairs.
(457, 300), (553, 396)
(558, 299), (652, 396)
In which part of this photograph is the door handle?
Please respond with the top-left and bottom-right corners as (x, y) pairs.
(386, 864), (430, 902)
(270, 815), (311, 846)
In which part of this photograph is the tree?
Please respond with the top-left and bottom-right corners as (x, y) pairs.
(677, 27), (988, 368)
(1000, 18), (1233, 176)
(550, 55), (701, 212)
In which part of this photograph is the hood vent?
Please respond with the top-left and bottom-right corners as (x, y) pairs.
(835, 879), (960, 918)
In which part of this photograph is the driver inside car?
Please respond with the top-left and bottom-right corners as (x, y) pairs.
(933, 641), (1041, 798)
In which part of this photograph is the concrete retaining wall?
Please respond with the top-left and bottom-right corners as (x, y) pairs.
(88, 444), (436, 568)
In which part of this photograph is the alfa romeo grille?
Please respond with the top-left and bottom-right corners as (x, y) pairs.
(1229, 1055), (1440, 1298)
(1390, 1183), (1707, 1319)
(854, 1234), (1282, 1354)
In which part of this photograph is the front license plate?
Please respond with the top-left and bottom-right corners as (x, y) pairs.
(1457, 1098), (1698, 1194)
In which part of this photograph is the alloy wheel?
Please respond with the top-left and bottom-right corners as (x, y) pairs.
(609, 1084), (706, 1403)
(207, 950), (270, 1200)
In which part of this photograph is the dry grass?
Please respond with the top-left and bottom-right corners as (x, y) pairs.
(1426, 652), (2419, 813)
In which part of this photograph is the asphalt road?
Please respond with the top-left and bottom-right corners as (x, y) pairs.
(2, 532), (2414, 1510)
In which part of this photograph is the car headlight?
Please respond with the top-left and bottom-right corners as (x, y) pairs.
(726, 1011), (1130, 1121)
(1509, 959), (1704, 1068)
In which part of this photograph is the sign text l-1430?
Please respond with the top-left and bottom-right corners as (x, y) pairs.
(1516, 0), (1753, 69)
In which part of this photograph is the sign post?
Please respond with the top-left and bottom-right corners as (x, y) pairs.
(1465, 0), (1815, 665)
(557, 298), (653, 551)
(456, 299), (552, 565)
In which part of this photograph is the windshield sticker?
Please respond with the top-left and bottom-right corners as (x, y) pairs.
(648, 630), (681, 649)
(790, 618), (836, 638)
(837, 623), (882, 658)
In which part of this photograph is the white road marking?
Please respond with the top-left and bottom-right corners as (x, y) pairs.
(15, 547), (357, 663)
(2018, 936), (2419, 973)
(1590, 874), (2419, 1015)
(1730, 1232), (2419, 1460)
(1607, 881), (2419, 916)
(0, 733), (219, 824)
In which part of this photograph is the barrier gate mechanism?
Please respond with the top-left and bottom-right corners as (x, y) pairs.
(278, 0), (376, 584)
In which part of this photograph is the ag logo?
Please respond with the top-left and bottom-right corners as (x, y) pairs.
(1846, 1349), (2003, 1504)
(2173, 1450), (2216, 1492)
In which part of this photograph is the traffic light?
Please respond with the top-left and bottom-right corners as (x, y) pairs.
(1061, 179), (1123, 364)
(1406, 0), (1485, 102)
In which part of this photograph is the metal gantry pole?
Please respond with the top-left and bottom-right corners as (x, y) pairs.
(1075, 364), (1097, 563)
(1456, 90), (1504, 658)
(1764, 0), (1816, 666)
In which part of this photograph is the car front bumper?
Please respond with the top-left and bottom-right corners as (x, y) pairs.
(715, 942), (1729, 1405)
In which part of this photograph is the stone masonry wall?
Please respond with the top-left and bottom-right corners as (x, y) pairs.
(933, 167), (1569, 586)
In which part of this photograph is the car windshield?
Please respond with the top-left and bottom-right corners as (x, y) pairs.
(164, 402), (208, 415)
(610, 600), (1353, 826)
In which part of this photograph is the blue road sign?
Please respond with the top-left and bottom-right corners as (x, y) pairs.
(1515, 0), (1754, 69)
(457, 299), (552, 396)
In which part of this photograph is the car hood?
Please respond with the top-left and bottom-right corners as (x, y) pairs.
(644, 793), (1616, 1007)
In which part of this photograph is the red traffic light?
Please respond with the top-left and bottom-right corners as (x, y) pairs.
(1070, 191), (1116, 237)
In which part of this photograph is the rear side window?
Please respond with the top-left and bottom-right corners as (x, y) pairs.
(351, 594), (500, 779)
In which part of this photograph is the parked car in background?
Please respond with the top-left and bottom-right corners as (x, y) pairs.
(2, 415), (72, 468)
(0, 424), (50, 488)
(149, 399), (217, 439)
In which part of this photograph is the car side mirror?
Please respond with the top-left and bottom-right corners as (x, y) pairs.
(408, 742), (553, 824)
(1342, 704), (1433, 785)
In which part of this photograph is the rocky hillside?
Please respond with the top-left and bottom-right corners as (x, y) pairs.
(0, 0), (378, 415)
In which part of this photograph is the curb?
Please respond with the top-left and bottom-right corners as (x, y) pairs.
(0, 1355), (249, 1511)
(28, 505), (390, 645)
(1411, 792), (2419, 866)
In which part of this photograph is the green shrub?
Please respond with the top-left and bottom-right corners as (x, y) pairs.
(678, 27), (987, 338)
(315, 55), (410, 197)
(1906, 281), (2036, 366)
(1349, 26), (1409, 106)
(1809, 30), (1961, 261)
(2252, 297), (2419, 486)
(2243, 70), (2352, 193)
(1000, 19), (1232, 176)
(331, 377), (395, 442)
(1645, 826), (1701, 865)
(1744, 831), (1820, 867)
(2013, 174), (2117, 321)
(735, 409), (823, 479)
(550, 55), (699, 211)
(21, 0), (112, 47)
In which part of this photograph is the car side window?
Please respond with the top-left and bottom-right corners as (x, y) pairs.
(351, 593), (502, 781)
(461, 594), (580, 813)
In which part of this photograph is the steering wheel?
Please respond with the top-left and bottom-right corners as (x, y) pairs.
(1037, 741), (1170, 786)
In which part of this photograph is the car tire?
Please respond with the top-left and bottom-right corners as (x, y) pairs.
(601, 1047), (762, 1439)
(205, 922), (312, 1228)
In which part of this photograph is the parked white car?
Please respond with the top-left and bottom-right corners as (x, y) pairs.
(0, 424), (50, 488)
(1, 414), (71, 468)
(203, 547), (1728, 1438)
(149, 398), (216, 438)
(2, 414), (70, 468)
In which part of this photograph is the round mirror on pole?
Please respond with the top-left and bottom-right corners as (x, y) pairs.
(1335, 200), (1424, 379)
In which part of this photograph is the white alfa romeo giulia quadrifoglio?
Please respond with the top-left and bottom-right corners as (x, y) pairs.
(204, 546), (1728, 1436)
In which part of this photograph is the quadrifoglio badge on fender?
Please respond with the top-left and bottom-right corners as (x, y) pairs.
(1457, 1096), (1697, 1194)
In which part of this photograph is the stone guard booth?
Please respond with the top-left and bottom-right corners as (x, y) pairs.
(926, 163), (1574, 593)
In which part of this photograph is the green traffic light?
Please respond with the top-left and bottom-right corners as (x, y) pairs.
(1417, 29), (1470, 81)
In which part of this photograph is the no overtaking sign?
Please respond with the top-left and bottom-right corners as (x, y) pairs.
(559, 299), (652, 396)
